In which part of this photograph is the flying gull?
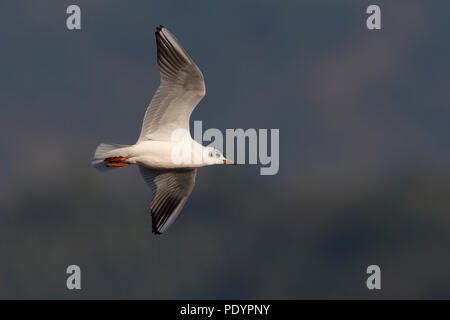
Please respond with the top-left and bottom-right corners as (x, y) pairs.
(92, 26), (234, 235)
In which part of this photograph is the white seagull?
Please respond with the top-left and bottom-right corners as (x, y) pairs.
(92, 25), (234, 235)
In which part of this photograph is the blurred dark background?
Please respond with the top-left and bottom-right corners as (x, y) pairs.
(1, 0), (450, 299)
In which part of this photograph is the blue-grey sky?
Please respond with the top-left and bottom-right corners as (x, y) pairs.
(1, 0), (450, 299)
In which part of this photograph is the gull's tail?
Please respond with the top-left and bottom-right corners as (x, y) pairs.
(92, 143), (131, 171)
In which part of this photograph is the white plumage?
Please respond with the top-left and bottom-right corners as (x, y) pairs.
(92, 26), (233, 235)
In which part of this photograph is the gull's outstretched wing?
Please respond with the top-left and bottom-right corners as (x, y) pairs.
(138, 26), (206, 142)
(139, 166), (197, 234)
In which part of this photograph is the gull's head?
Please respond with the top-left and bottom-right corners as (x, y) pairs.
(204, 147), (233, 165)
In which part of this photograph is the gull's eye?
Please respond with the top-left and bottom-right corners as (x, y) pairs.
(208, 151), (213, 157)
(216, 153), (221, 158)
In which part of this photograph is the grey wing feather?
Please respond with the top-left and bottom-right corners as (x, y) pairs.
(138, 26), (205, 142)
(139, 166), (197, 234)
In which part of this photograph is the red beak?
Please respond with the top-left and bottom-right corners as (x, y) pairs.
(223, 159), (234, 165)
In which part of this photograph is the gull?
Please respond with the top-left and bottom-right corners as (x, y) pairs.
(92, 25), (233, 235)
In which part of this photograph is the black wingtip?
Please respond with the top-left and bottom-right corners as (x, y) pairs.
(152, 227), (162, 235)
(156, 25), (164, 32)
